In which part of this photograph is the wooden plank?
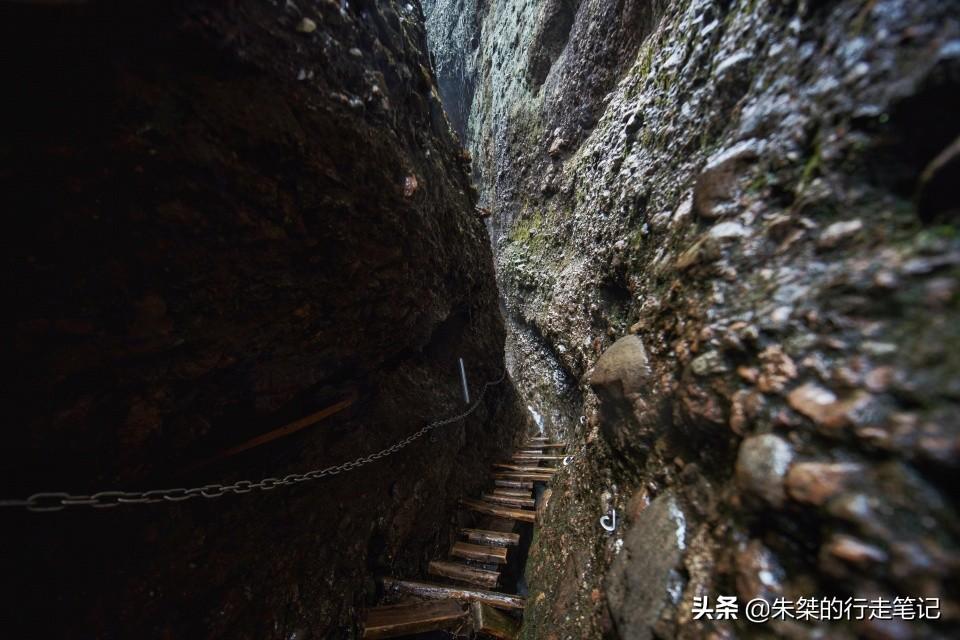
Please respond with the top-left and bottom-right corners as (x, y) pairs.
(428, 560), (499, 588)
(461, 528), (520, 547)
(451, 541), (508, 564)
(461, 498), (536, 523)
(482, 492), (535, 508)
(492, 488), (532, 498)
(381, 578), (525, 611)
(471, 601), (520, 640)
(495, 469), (553, 477)
(495, 479), (533, 489)
(494, 464), (558, 473)
(362, 600), (466, 639)
(493, 472), (553, 482)
(486, 517), (518, 533)
(512, 454), (566, 461)
(187, 391), (357, 470)
(516, 448), (544, 454)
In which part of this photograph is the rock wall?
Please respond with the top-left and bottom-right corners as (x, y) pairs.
(0, 1), (524, 637)
(426, 0), (959, 637)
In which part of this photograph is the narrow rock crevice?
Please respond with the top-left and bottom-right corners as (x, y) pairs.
(1, 0), (958, 638)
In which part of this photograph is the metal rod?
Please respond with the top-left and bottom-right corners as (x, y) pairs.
(458, 357), (470, 404)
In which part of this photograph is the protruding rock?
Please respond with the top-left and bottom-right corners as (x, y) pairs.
(735, 434), (794, 508)
(590, 335), (649, 399)
(709, 220), (749, 240)
(296, 17), (317, 33)
(403, 174), (419, 198)
(786, 461), (862, 506)
(548, 137), (566, 158)
(713, 50), (753, 103)
(817, 219), (863, 249)
(735, 540), (785, 602)
(756, 345), (797, 393)
(729, 389), (764, 434)
(693, 139), (763, 219)
(675, 234), (721, 270)
(537, 488), (553, 524)
(822, 534), (888, 568)
(690, 350), (728, 376)
(605, 492), (686, 640)
(787, 383), (872, 430)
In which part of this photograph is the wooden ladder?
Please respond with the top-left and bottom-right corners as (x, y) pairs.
(362, 435), (566, 639)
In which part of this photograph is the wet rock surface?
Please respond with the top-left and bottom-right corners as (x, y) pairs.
(605, 491), (687, 640)
(1, 1), (524, 638)
(424, 0), (960, 637)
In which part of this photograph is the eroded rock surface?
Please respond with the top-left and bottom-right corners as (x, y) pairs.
(425, 0), (959, 637)
(605, 491), (687, 640)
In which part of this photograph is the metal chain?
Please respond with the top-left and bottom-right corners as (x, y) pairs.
(1, 370), (507, 512)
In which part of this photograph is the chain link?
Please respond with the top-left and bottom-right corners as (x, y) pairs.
(0, 370), (507, 512)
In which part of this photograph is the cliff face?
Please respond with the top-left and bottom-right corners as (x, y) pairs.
(1, 1), (523, 637)
(426, 0), (959, 637)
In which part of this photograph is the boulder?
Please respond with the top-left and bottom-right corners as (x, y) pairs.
(590, 335), (650, 399)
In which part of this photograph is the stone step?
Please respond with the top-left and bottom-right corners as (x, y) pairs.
(362, 599), (467, 639)
(482, 492), (535, 508)
(461, 498), (536, 523)
(451, 541), (508, 564)
(381, 577), (525, 611)
(460, 528), (520, 547)
(428, 560), (499, 588)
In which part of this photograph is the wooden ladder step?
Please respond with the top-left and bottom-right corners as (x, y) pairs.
(492, 488), (532, 498)
(461, 528), (520, 547)
(512, 454), (566, 461)
(362, 600), (467, 639)
(470, 602), (520, 640)
(494, 472), (554, 483)
(495, 479), (533, 489)
(381, 577), (525, 611)
(451, 541), (508, 564)
(461, 498), (535, 523)
(428, 560), (499, 588)
(494, 464), (557, 473)
(482, 492), (535, 508)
